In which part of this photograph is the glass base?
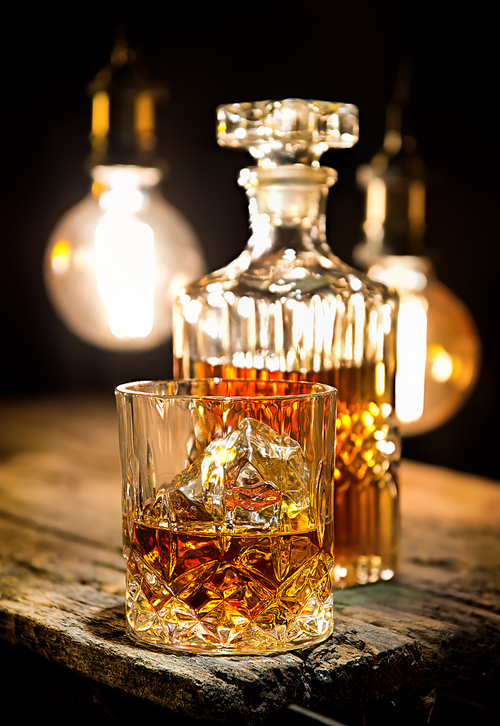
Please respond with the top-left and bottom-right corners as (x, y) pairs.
(125, 588), (334, 656)
(125, 622), (334, 656)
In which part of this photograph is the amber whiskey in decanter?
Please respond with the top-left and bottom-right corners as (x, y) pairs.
(173, 99), (400, 587)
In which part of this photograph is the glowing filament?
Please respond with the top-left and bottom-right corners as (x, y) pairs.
(95, 214), (155, 339)
(51, 239), (71, 275)
(429, 345), (454, 383)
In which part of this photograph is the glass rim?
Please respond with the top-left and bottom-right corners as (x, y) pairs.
(115, 378), (337, 401)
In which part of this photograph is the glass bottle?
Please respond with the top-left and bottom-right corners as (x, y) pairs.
(173, 99), (400, 587)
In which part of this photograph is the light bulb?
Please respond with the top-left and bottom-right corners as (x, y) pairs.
(44, 165), (205, 351)
(354, 70), (482, 436)
(368, 256), (481, 436)
(44, 38), (206, 351)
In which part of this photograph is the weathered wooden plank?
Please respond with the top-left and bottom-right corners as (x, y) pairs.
(0, 556), (306, 721)
(1, 396), (499, 722)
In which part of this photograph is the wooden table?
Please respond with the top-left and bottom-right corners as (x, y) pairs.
(0, 395), (499, 725)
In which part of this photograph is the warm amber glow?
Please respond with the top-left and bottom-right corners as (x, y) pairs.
(428, 345), (453, 383)
(135, 92), (154, 133)
(91, 91), (109, 140)
(135, 92), (156, 150)
(91, 179), (106, 198)
(364, 177), (386, 240)
(408, 179), (426, 241)
(50, 239), (71, 275)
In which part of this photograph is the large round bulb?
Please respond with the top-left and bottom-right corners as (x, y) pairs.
(44, 165), (205, 351)
(368, 256), (481, 436)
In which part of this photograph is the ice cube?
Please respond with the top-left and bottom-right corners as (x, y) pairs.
(201, 418), (310, 531)
(145, 418), (310, 533)
(141, 489), (212, 529)
(223, 460), (282, 530)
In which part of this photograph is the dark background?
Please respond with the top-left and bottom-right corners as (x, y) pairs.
(1, 1), (498, 479)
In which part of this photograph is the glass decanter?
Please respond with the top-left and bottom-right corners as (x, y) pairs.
(173, 99), (400, 587)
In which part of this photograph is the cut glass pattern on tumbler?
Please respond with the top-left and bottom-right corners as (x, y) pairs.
(124, 416), (333, 653)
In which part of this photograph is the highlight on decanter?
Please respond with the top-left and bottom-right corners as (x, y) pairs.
(44, 39), (204, 351)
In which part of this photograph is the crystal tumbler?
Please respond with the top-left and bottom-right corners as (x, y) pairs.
(115, 379), (336, 654)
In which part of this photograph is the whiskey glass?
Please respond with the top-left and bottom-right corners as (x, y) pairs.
(115, 379), (336, 654)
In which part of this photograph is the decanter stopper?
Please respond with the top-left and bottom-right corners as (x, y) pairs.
(217, 98), (359, 166)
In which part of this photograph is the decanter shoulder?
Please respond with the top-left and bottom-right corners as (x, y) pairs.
(176, 250), (251, 296)
(176, 248), (398, 311)
(318, 244), (399, 306)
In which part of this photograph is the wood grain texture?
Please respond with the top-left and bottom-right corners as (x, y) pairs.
(0, 395), (499, 722)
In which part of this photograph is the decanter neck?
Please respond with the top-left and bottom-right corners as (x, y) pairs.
(239, 165), (337, 255)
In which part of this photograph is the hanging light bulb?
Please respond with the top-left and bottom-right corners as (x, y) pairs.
(366, 254), (481, 436)
(44, 41), (205, 351)
(354, 68), (481, 436)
